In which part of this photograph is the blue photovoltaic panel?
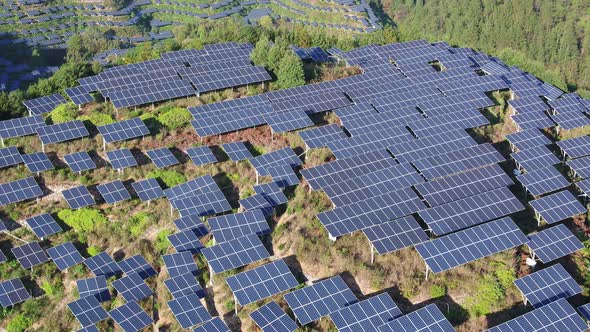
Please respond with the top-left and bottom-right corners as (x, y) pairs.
(379, 304), (455, 332)
(146, 148), (179, 168)
(106, 148), (137, 170)
(173, 215), (209, 236)
(64, 151), (96, 173)
(250, 301), (298, 332)
(77, 325), (99, 332)
(168, 229), (205, 254)
(265, 110), (314, 133)
(327, 127), (414, 159)
(186, 146), (217, 166)
(577, 303), (590, 321)
(0, 115), (44, 140)
(77, 276), (110, 302)
(511, 145), (560, 172)
(170, 189), (231, 217)
(239, 194), (274, 216)
(249, 147), (302, 176)
(67, 296), (109, 328)
(97, 180), (131, 204)
(506, 129), (552, 151)
(419, 187), (524, 235)
(164, 175), (218, 201)
(557, 136), (590, 159)
(221, 142), (252, 161)
(65, 85), (94, 105)
(0, 176), (43, 206)
(84, 252), (122, 278)
(529, 190), (586, 224)
(226, 259), (298, 306)
(362, 215), (428, 255)
(47, 242), (84, 271)
(201, 234), (270, 274)
(329, 293), (402, 332)
(118, 255), (156, 280)
(298, 123), (347, 149)
(131, 178), (164, 202)
(164, 272), (205, 298)
(0, 146), (23, 169)
(36, 120), (89, 145)
(62, 185), (94, 209)
(26, 213), (61, 238)
(567, 156), (590, 179)
(193, 317), (230, 332)
(527, 224), (584, 263)
(388, 130), (477, 164)
(168, 293), (212, 328)
(253, 182), (288, 206)
(511, 112), (556, 130)
(21, 152), (53, 173)
(0, 278), (31, 307)
(109, 301), (153, 332)
(112, 273), (153, 302)
(487, 298), (586, 332)
(97, 118), (149, 144)
(550, 110), (590, 130)
(11, 241), (49, 269)
(163, 252), (199, 278)
(284, 275), (358, 325)
(23, 93), (66, 115)
(268, 164), (299, 187)
(516, 167), (570, 196)
(209, 209), (269, 243)
(415, 217), (528, 274)
(514, 264), (582, 309)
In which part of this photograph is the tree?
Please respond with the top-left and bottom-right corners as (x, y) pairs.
(276, 53), (305, 89)
(250, 36), (271, 67)
(267, 40), (290, 72)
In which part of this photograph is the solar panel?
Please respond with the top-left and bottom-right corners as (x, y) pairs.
(23, 93), (66, 115)
(193, 317), (230, 332)
(388, 130), (477, 164)
(550, 110), (590, 130)
(77, 276), (110, 302)
(21, 152), (53, 173)
(0, 176), (43, 206)
(65, 85), (94, 105)
(201, 233), (270, 274)
(106, 148), (137, 170)
(253, 182), (288, 206)
(112, 273), (153, 302)
(62, 185), (95, 209)
(516, 167), (570, 196)
(67, 296), (109, 328)
(164, 272), (205, 298)
(362, 215), (428, 255)
(327, 127), (415, 159)
(164, 175), (218, 201)
(97, 180), (131, 204)
(557, 136), (590, 159)
(83, 252), (122, 278)
(239, 194), (274, 216)
(11, 241), (49, 269)
(131, 178), (164, 202)
(36, 120), (89, 145)
(250, 301), (298, 332)
(209, 209), (269, 243)
(0, 278), (31, 307)
(527, 224), (584, 263)
(162, 252), (199, 278)
(26, 213), (61, 238)
(0, 115), (44, 140)
(511, 145), (560, 172)
(76, 325), (99, 332)
(168, 293), (212, 328)
(189, 66), (270, 94)
(64, 151), (96, 173)
(168, 229), (205, 254)
(329, 292), (402, 332)
(415, 217), (528, 274)
(379, 303), (455, 332)
(0, 146), (22, 168)
(265, 110), (314, 133)
(97, 118), (149, 144)
(170, 189), (231, 217)
(577, 303), (590, 321)
(109, 301), (153, 332)
(118, 255), (156, 279)
(47, 242), (83, 271)
(506, 129), (553, 151)
(529, 190), (586, 224)
(250, 147), (302, 176)
(221, 142), (252, 161)
(284, 275), (358, 325)
(298, 123), (347, 149)
(567, 156), (590, 179)
(186, 146), (217, 166)
(511, 112), (556, 130)
(226, 259), (298, 306)
(268, 164), (299, 187)
(146, 147), (179, 168)
(173, 215), (209, 236)
(514, 263), (582, 309)
(487, 298), (586, 332)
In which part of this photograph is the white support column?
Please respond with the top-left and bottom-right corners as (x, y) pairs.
(425, 263), (430, 281)
(370, 244), (375, 264)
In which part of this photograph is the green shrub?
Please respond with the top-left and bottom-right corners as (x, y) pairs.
(430, 284), (447, 298)
(147, 169), (186, 188)
(79, 112), (114, 127)
(129, 212), (152, 238)
(157, 107), (191, 130)
(155, 229), (173, 253)
(87, 246), (102, 256)
(7, 314), (31, 332)
(57, 208), (108, 233)
(49, 103), (78, 123)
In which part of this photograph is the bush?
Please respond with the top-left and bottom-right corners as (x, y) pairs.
(79, 112), (114, 127)
(157, 107), (192, 130)
(7, 314), (31, 332)
(57, 208), (108, 233)
(430, 284), (447, 298)
(147, 169), (186, 188)
(155, 230), (173, 253)
(87, 246), (102, 256)
(128, 212), (152, 238)
(49, 103), (78, 123)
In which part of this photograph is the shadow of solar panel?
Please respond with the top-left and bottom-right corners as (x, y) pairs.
(0, 278), (31, 307)
(527, 224), (584, 263)
(66, 85), (94, 105)
(168, 293), (212, 328)
(221, 142), (252, 161)
(97, 118), (149, 144)
(250, 301), (298, 332)
(112, 273), (153, 302)
(21, 152), (53, 173)
(67, 296), (109, 328)
(557, 136), (590, 159)
(118, 255), (156, 279)
(164, 175), (218, 201)
(171, 189), (231, 217)
(109, 301), (153, 332)
(84, 252), (122, 278)
(265, 110), (314, 133)
(186, 146), (217, 166)
(47, 242), (83, 271)
(506, 129), (552, 151)
(201, 234), (270, 274)
(226, 259), (298, 306)
(164, 272), (205, 298)
(529, 190), (586, 224)
(23, 93), (66, 115)
(517, 167), (570, 196)
(487, 298), (586, 332)
(0, 146), (23, 169)
(168, 229), (205, 254)
(209, 209), (269, 243)
(514, 263), (581, 309)
(172, 215), (208, 236)
(253, 182), (288, 206)
(36, 120), (89, 144)
(388, 130), (477, 164)
(97, 180), (131, 204)
(62, 185), (94, 209)
(26, 213), (61, 238)
(329, 293), (402, 332)
(131, 178), (164, 202)
(239, 194), (274, 216)
(0, 115), (44, 140)
(415, 217), (528, 274)
(11, 241), (49, 269)
(362, 216), (428, 255)
(298, 123), (347, 149)
(250, 147), (302, 176)
(77, 276), (110, 302)
(193, 317), (230, 332)
(146, 147), (178, 168)
(379, 303), (455, 332)
(284, 275), (358, 325)
(64, 151), (96, 173)
(163, 252), (199, 278)
(567, 156), (590, 179)
(106, 148), (137, 170)
(268, 164), (299, 188)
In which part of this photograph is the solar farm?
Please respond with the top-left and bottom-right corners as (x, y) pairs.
(1, 38), (590, 332)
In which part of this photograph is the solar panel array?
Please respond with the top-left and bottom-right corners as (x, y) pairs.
(47, 242), (84, 271)
(62, 185), (94, 209)
(168, 293), (212, 328)
(529, 190), (586, 224)
(23, 93), (66, 115)
(209, 209), (269, 243)
(329, 292), (402, 332)
(11, 241), (49, 269)
(118, 255), (156, 280)
(249, 147), (302, 176)
(163, 251), (199, 278)
(97, 118), (149, 144)
(67, 296), (109, 328)
(0, 278), (31, 307)
(362, 215), (428, 255)
(514, 263), (581, 309)
(146, 147), (179, 168)
(298, 123), (347, 149)
(0, 115), (44, 139)
(567, 156), (590, 179)
(164, 272), (205, 299)
(516, 167), (570, 196)
(201, 234), (270, 274)
(0, 146), (22, 169)
(64, 151), (96, 173)
(0, 176), (43, 206)
(106, 148), (137, 170)
(250, 301), (298, 332)
(221, 141), (252, 161)
(379, 303), (455, 332)
(505, 129), (552, 151)
(26, 213), (61, 238)
(268, 164), (300, 187)
(83, 252), (121, 278)
(193, 317), (230, 332)
(112, 273), (153, 302)
(21, 152), (53, 173)
(36, 120), (89, 145)
(557, 135), (590, 159)
(131, 178), (164, 202)
(109, 301), (153, 332)
(511, 145), (561, 172)
(77, 276), (110, 302)
(97, 180), (131, 204)
(527, 224), (584, 263)
(253, 182), (288, 206)
(186, 145), (217, 166)
(265, 110), (314, 133)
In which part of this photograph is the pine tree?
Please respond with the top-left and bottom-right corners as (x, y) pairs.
(276, 53), (305, 89)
